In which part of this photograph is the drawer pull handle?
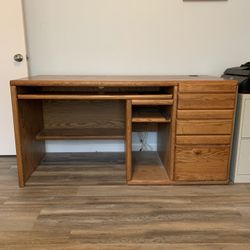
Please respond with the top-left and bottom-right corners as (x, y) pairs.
(193, 149), (202, 155)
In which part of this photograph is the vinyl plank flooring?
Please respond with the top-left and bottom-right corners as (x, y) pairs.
(70, 228), (250, 244)
(2, 243), (250, 250)
(76, 184), (250, 197)
(1, 156), (250, 249)
(0, 231), (70, 249)
(0, 208), (39, 231)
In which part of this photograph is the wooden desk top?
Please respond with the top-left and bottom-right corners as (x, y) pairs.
(10, 75), (237, 87)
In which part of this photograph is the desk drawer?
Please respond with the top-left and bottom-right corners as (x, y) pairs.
(177, 120), (233, 135)
(177, 110), (234, 120)
(178, 93), (236, 110)
(175, 146), (230, 181)
(179, 81), (237, 93)
(176, 135), (231, 145)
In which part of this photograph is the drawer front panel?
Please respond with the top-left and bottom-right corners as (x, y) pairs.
(178, 93), (236, 110)
(177, 110), (234, 120)
(176, 120), (233, 135)
(175, 146), (230, 181)
(179, 81), (237, 93)
(176, 135), (231, 145)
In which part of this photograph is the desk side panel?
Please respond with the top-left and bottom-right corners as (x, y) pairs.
(11, 86), (45, 187)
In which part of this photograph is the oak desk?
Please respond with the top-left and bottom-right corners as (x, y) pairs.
(10, 75), (238, 187)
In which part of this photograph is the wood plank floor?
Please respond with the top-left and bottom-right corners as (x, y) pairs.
(1, 154), (250, 250)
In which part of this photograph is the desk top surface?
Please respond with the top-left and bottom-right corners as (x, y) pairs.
(11, 75), (237, 87)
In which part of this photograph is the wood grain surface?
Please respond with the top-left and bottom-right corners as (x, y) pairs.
(11, 86), (45, 187)
(1, 155), (250, 249)
(36, 128), (125, 140)
(10, 77), (238, 187)
(178, 93), (236, 110)
(126, 100), (132, 181)
(176, 135), (232, 145)
(177, 110), (234, 120)
(176, 120), (233, 135)
(131, 99), (173, 105)
(175, 146), (230, 181)
(129, 151), (170, 185)
(178, 81), (237, 93)
(11, 75), (234, 87)
(17, 94), (173, 100)
(43, 100), (125, 129)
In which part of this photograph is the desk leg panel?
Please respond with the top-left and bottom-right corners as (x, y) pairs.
(11, 86), (45, 187)
(126, 100), (132, 181)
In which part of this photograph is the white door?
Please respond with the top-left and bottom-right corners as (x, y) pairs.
(0, 0), (28, 155)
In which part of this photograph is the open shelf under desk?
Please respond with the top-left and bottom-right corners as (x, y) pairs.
(128, 151), (170, 185)
(36, 128), (125, 140)
(26, 152), (126, 186)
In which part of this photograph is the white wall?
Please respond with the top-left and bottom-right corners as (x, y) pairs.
(23, 0), (250, 152)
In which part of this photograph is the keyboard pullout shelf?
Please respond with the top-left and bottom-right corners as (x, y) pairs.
(17, 94), (173, 100)
(16, 86), (174, 100)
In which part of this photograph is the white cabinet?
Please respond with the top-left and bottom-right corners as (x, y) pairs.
(237, 140), (250, 175)
(231, 94), (250, 183)
(241, 99), (250, 137)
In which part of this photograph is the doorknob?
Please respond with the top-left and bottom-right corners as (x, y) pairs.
(14, 54), (24, 62)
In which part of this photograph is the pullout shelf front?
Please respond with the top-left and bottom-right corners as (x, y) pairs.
(17, 94), (173, 100)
